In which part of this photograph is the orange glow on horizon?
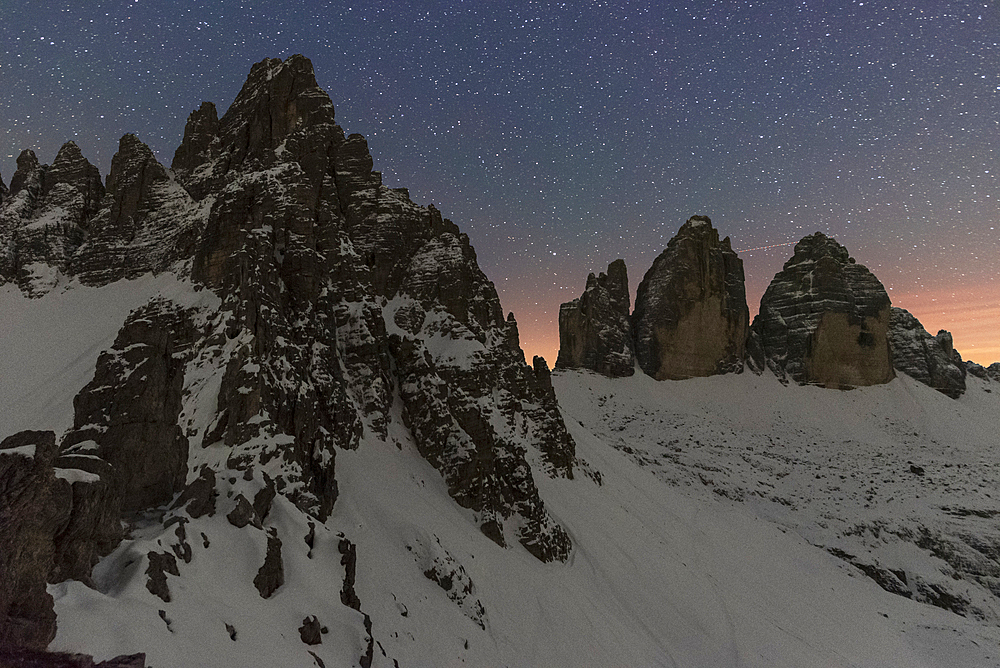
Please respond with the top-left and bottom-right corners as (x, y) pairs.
(516, 287), (999, 369)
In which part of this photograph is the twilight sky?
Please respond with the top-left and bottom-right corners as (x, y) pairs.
(3, 0), (998, 364)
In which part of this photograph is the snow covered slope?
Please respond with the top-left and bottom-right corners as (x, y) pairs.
(4, 276), (996, 666)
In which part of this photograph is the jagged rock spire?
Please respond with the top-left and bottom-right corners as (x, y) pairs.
(632, 215), (748, 380)
(556, 258), (635, 377)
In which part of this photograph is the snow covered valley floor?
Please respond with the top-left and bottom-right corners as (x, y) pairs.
(5, 278), (1000, 667)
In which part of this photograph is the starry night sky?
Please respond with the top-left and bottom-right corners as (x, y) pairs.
(3, 1), (998, 364)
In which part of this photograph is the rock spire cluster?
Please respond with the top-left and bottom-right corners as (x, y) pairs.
(556, 219), (987, 398)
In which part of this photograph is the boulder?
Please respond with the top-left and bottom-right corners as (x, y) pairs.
(556, 259), (634, 377)
(632, 216), (748, 380)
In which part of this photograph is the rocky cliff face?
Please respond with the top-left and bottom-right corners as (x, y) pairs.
(555, 259), (634, 377)
(747, 232), (894, 389)
(0, 144), (104, 294)
(966, 361), (1000, 383)
(888, 307), (966, 398)
(631, 216), (748, 380)
(0, 54), (576, 659)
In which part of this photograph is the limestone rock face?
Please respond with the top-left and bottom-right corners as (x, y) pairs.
(171, 101), (220, 183)
(747, 232), (894, 389)
(61, 299), (193, 513)
(0, 145), (103, 294)
(556, 259), (634, 377)
(0, 431), (60, 650)
(632, 216), (748, 380)
(888, 308), (967, 398)
(72, 134), (201, 286)
(0, 54), (582, 658)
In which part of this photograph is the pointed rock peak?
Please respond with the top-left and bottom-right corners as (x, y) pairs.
(45, 141), (104, 211)
(108, 134), (166, 187)
(9, 149), (42, 195)
(53, 140), (84, 163)
(172, 101), (220, 173)
(632, 216), (748, 380)
(556, 258), (635, 378)
(106, 134), (168, 228)
(217, 54), (336, 169)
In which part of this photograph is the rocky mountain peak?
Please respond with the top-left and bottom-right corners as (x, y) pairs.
(105, 134), (169, 230)
(631, 215), (748, 380)
(8, 149), (43, 197)
(44, 141), (105, 222)
(748, 231), (894, 389)
(171, 101), (220, 176)
(555, 259), (635, 377)
(217, 54), (335, 172)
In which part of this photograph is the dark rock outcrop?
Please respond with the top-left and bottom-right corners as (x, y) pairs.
(253, 532), (284, 598)
(60, 299), (193, 513)
(556, 259), (634, 377)
(298, 616), (323, 645)
(632, 216), (748, 380)
(0, 431), (61, 650)
(145, 551), (180, 603)
(48, 454), (124, 586)
(747, 232), (894, 389)
(0, 648), (146, 668)
(966, 361), (1000, 383)
(889, 308), (967, 398)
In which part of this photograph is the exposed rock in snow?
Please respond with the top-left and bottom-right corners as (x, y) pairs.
(889, 307), (966, 398)
(253, 531), (284, 599)
(72, 134), (202, 286)
(0, 648), (146, 667)
(0, 431), (60, 649)
(632, 216), (748, 380)
(60, 298), (194, 513)
(556, 258), (634, 377)
(965, 360), (1000, 383)
(748, 231), (894, 389)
